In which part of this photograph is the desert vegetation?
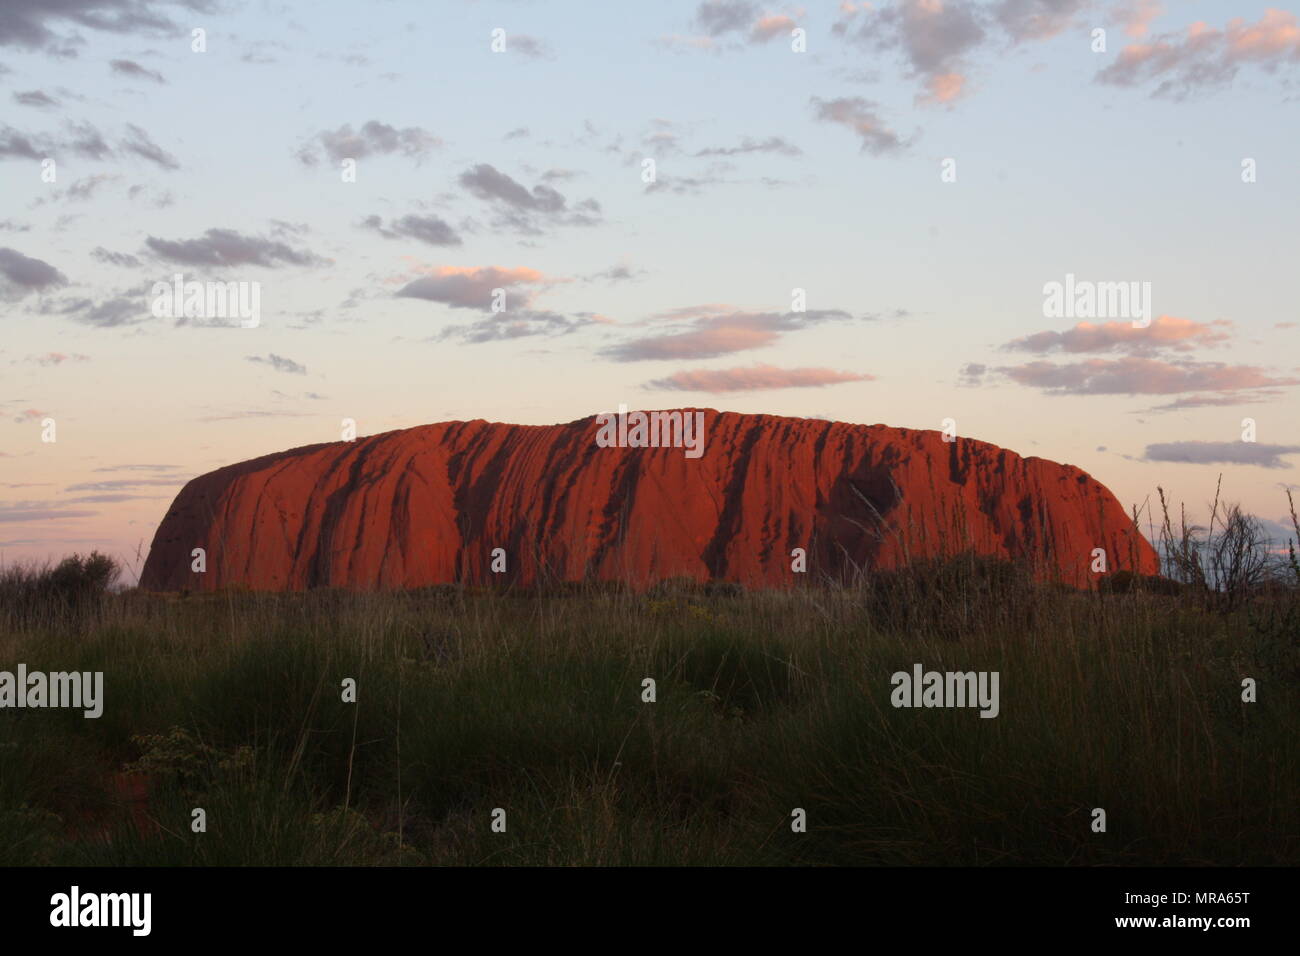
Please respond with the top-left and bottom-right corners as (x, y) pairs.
(0, 495), (1296, 867)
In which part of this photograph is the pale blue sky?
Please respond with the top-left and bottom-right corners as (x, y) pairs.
(1, 0), (1297, 571)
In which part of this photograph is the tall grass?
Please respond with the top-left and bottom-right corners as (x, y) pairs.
(1, 553), (1295, 866)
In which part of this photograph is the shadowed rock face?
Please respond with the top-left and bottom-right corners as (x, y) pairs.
(139, 410), (1158, 591)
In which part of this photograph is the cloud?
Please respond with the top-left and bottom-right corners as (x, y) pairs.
(65, 476), (186, 492)
(91, 246), (142, 267)
(645, 364), (874, 392)
(750, 15), (798, 43)
(120, 123), (179, 169)
(1097, 9), (1300, 99)
(298, 120), (440, 165)
(602, 309), (854, 361)
(997, 356), (1300, 396)
(24, 352), (89, 366)
(38, 293), (146, 327)
(1002, 316), (1232, 354)
(110, 58), (165, 82)
(458, 163), (602, 233)
(65, 173), (118, 201)
(994, 0), (1088, 42)
(840, 0), (984, 103)
(247, 353), (307, 375)
(145, 228), (326, 267)
(693, 136), (802, 157)
(439, 310), (599, 344)
(0, 247), (67, 296)
(360, 213), (461, 246)
(13, 89), (58, 108)
(0, 126), (44, 160)
(810, 97), (909, 154)
(694, 1), (759, 36)
(0, 501), (96, 523)
(510, 34), (550, 58)
(0, 0), (208, 54)
(1113, 0), (1164, 38)
(68, 121), (113, 159)
(1143, 391), (1283, 413)
(394, 265), (553, 310)
(1144, 441), (1300, 469)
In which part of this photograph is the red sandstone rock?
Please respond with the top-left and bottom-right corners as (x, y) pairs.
(139, 410), (1158, 591)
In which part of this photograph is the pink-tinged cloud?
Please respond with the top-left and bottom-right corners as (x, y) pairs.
(1226, 8), (1300, 60)
(998, 356), (1300, 395)
(603, 308), (855, 361)
(1003, 315), (1232, 354)
(1114, 0), (1163, 38)
(394, 265), (553, 310)
(918, 71), (965, 103)
(610, 325), (780, 361)
(645, 364), (874, 392)
(751, 15), (797, 43)
(1098, 9), (1300, 96)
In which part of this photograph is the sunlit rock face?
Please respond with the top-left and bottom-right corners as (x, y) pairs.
(140, 410), (1158, 591)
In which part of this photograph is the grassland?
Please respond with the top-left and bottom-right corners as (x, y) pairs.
(1, 555), (1295, 867)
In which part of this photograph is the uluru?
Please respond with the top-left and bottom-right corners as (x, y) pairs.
(139, 410), (1157, 591)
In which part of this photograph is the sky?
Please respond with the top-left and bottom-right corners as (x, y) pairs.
(1, 0), (1297, 578)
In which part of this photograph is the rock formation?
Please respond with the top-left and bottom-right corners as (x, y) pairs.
(140, 410), (1158, 590)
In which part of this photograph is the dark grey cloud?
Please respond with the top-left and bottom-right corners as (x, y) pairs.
(360, 213), (461, 246)
(145, 228), (326, 268)
(247, 353), (306, 375)
(845, 0), (985, 77)
(110, 58), (165, 82)
(68, 121), (114, 159)
(65, 173), (118, 200)
(810, 97), (909, 154)
(298, 120), (440, 165)
(0, 0), (212, 54)
(1144, 441), (1300, 470)
(91, 246), (142, 267)
(121, 123), (179, 169)
(0, 247), (67, 294)
(0, 126), (44, 159)
(38, 293), (145, 327)
(694, 1), (759, 36)
(458, 163), (602, 234)
(13, 89), (59, 108)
